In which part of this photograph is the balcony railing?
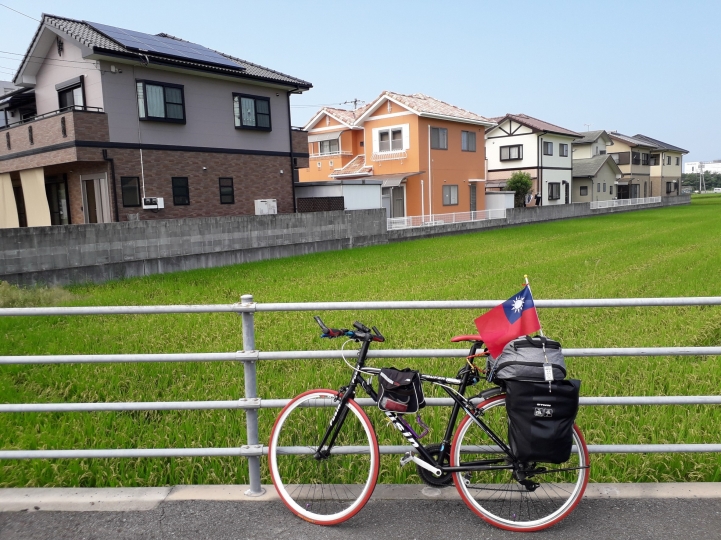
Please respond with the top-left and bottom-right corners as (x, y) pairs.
(590, 197), (661, 210)
(372, 150), (408, 162)
(1, 105), (104, 131)
(309, 150), (353, 159)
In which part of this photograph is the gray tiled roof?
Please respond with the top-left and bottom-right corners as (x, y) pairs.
(632, 134), (689, 154)
(608, 131), (655, 148)
(573, 155), (616, 178)
(37, 14), (311, 88)
(574, 130), (607, 145)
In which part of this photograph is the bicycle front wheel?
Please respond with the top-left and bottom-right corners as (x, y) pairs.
(451, 394), (589, 532)
(268, 389), (379, 525)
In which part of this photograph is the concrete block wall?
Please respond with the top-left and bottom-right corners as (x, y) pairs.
(0, 208), (387, 286)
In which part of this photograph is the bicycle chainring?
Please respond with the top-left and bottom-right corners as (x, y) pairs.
(416, 443), (453, 487)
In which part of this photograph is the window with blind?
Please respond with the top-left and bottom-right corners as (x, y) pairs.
(219, 178), (234, 204)
(233, 94), (271, 131)
(442, 185), (458, 205)
(560, 143), (568, 157)
(543, 141), (553, 156)
(461, 131), (476, 152)
(378, 128), (403, 152)
(136, 80), (185, 123)
(500, 145), (523, 161)
(430, 127), (448, 150)
(548, 182), (561, 200)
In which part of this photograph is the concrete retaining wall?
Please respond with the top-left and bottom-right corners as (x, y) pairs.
(0, 195), (690, 286)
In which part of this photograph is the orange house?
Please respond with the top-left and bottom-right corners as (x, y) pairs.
(298, 91), (495, 219)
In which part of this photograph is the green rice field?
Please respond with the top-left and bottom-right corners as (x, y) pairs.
(0, 195), (720, 487)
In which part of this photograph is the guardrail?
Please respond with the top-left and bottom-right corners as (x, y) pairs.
(387, 209), (506, 230)
(590, 196), (661, 209)
(1, 295), (720, 496)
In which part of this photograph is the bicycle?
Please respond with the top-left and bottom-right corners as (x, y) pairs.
(268, 318), (590, 532)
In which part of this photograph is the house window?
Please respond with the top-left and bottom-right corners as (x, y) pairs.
(319, 139), (339, 155)
(610, 185), (614, 195)
(59, 86), (84, 108)
(233, 94), (271, 130)
(500, 145), (523, 161)
(675, 157), (680, 165)
(580, 186), (588, 196)
(461, 131), (476, 152)
(543, 141), (553, 156)
(430, 127), (448, 150)
(136, 81), (185, 123)
(379, 128), (403, 152)
(120, 177), (141, 207)
(548, 182), (561, 200)
(593, 145), (599, 156)
(5, 132), (10, 150)
(641, 153), (649, 165)
(442, 185), (458, 205)
(172, 177), (190, 205)
(650, 153), (660, 166)
(666, 182), (674, 193)
(61, 116), (67, 137)
(597, 183), (601, 192)
(28, 126), (33, 145)
(560, 143), (568, 157)
(219, 177), (234, 204)
(632, 152), (640, 165)
(666, 155), (671, 165)
(603, 182), (606, 192)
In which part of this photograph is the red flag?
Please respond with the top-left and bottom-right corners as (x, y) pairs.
(474, 285), (541, 357)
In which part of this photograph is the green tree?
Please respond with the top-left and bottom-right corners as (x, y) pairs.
(506, 172), (533, 207)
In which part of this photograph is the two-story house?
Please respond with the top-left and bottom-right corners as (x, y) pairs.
(485, 114), (580, 206)
(0, 14), (311, 229)
(606, 132), (657, 199)
(632, 134), (688, 197)
(571, 130), (622, 202)
(299, 91), (495, 220)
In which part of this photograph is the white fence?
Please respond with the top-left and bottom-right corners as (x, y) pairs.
(590, 197), (662, 210)
(387, 209), (506, 230)
(1, 295), (721, 496)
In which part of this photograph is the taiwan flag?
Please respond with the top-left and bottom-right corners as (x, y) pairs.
(474, 285), (541, 358)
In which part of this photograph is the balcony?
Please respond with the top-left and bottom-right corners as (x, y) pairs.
(309, 150), (353, 159)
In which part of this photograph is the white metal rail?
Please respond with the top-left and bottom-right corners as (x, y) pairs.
(1, 295), (720, 496)
(590, 196), (661, 209)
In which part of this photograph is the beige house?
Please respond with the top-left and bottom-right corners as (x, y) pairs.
(572, 154), (622, 202)
(633, 134), (688, 197)
(606, 132), (656, 199)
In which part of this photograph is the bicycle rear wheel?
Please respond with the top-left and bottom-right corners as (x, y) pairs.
(451, 394), (589, 532)
(268, 389), (379, 525)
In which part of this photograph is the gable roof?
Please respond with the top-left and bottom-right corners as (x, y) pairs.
(304, 104), (370, 131)
(490, 113), (580, 138)
(14, 14), (311, 89)
(607, 131), (656, 149)
(573, 154), (622, 178)
(356, 91), (495, 127)
(632, 134), (689, 154)
(574, 130), (613, 146)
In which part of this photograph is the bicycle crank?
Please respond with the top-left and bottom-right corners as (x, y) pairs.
(400, 452), (442, 477)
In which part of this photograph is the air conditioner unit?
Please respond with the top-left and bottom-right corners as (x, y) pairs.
(142, 197), (164, 210)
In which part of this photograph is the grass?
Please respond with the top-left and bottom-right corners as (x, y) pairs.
(0, 197), (720, 487)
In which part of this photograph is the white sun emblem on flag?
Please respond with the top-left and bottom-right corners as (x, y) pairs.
(511, 296), (525, 313)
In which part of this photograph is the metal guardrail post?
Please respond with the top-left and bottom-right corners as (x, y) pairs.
(240, 294), (265, 496)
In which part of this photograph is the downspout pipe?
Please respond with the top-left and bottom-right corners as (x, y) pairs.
(102, 149), (120, 222)
(538, 130), (548, 204)
(286, 88), (299, 214)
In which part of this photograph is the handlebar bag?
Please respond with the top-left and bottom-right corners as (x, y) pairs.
(486, 335), (566, 382)
(504, 379), (581, 464)
(377, 367), (426, 414)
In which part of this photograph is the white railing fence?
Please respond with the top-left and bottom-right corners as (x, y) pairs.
(387, 209), (506, 230)
(1, 295), (721, 496)
(590, 196), (661, 210)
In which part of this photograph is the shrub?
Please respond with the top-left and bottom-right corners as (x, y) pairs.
(506, 172), (533, 208)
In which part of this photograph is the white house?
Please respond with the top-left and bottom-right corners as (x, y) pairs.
(485, 114), (580, 206)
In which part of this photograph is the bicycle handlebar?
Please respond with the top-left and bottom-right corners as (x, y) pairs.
(314, 316), (385, 342)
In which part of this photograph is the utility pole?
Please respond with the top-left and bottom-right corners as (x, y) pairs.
(699, 163), (706, 193)
(342, 98), (365, 110)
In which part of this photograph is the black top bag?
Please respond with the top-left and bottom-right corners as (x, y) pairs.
(504, 378), (581, 464)
(377, 367), (425, 414)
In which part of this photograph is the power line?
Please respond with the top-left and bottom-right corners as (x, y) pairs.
(0, 3), (40, 22)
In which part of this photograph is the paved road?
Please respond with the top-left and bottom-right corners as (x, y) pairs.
(1, 497), (720, 540)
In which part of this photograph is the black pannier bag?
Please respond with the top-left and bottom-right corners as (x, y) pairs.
(504, 379), (581, 463)
(486, 335), (566, 382)
(377, 367), (426, 414)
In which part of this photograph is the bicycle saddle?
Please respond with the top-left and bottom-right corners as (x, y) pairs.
(451, 334), (483, 342)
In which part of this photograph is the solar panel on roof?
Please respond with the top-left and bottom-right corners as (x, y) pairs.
(87, 21), (243, 70)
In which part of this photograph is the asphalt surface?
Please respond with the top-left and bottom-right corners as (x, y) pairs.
(1, 497), (720, 540)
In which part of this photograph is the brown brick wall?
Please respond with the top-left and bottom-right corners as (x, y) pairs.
(291, 129), (308, 154)
(105, 149), (295, 221)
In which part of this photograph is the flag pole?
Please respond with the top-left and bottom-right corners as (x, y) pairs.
(524, 274), (544, 337)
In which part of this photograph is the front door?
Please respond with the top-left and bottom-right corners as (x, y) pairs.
(617, 185), (629, 199)
(45, 174), (70, 225)
(630, 184), (640, 199)
(391, 187), (404, 218)
(381, 188), (392, 218)
(469, 184), (477, 212)
(81, 174), (111, 223)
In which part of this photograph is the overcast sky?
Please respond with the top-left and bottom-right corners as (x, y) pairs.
(1, 0), (718, 162)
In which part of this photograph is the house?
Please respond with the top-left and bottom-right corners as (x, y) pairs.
(684, 160), (721, 174)
(0, 81), (20, 128)
(298, 91), (495, 219)
(572, 130), (621, 201)
(485, 114), (580, 205)
(632, 134), (688, 197)
(606, 132), (657, 199)
(0, 14), (311, 229)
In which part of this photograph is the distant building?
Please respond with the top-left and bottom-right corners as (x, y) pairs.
(685, 161), (721, 174)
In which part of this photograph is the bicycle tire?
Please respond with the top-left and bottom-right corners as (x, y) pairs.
(268, 389), (379, 525)
(450, 394), (589, 532)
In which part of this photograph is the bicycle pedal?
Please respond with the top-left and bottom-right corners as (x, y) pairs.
(399, 452), (414, 467)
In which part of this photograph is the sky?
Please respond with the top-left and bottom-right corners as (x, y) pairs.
(1, 0), (719, 162)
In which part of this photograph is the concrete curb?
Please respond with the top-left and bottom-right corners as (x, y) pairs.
(1, 483), (720, 512)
